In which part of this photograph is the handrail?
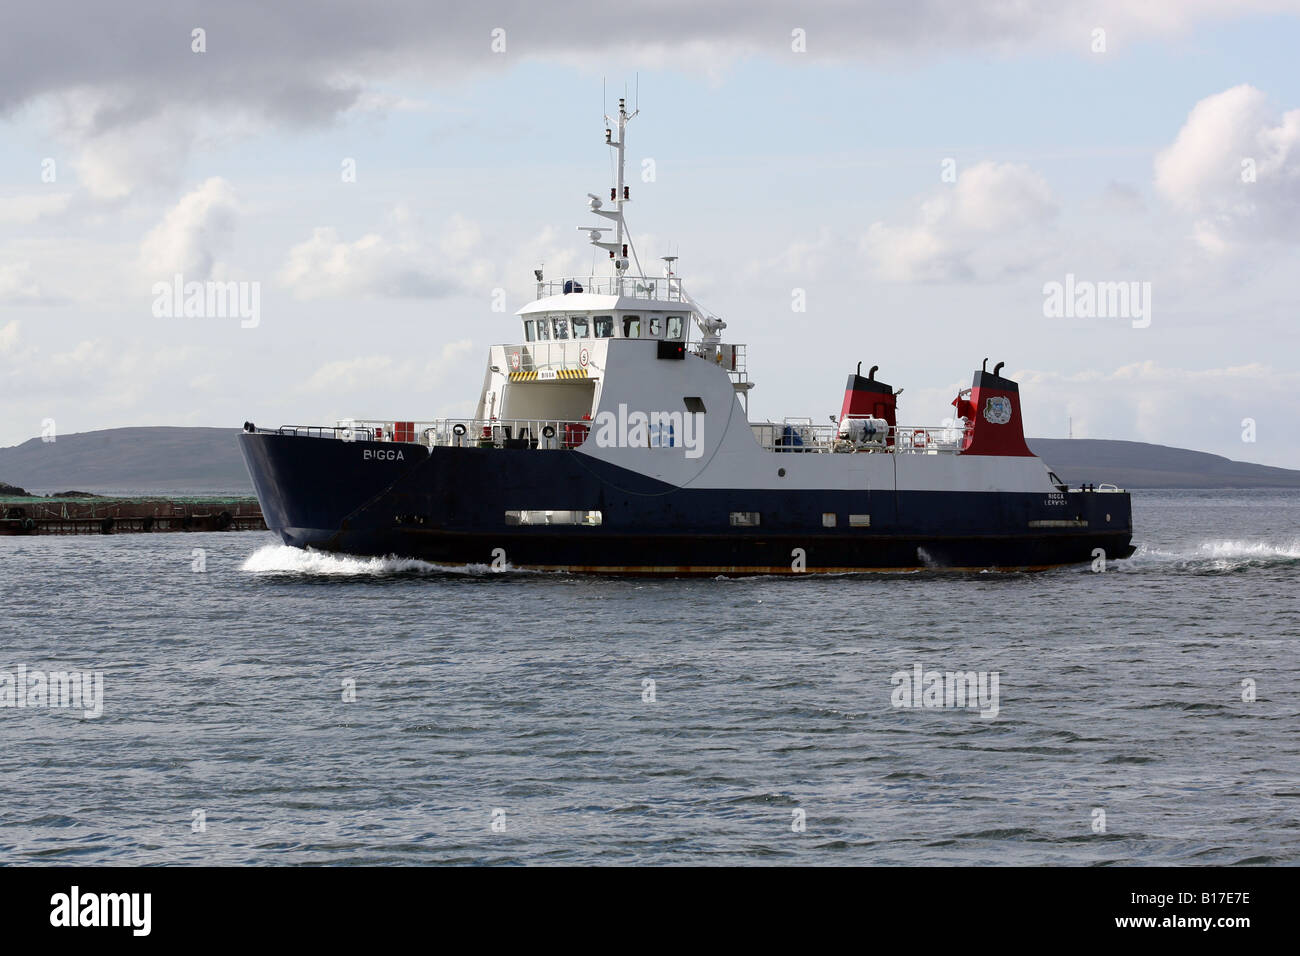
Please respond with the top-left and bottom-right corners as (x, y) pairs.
(499, 338), (746, 374)
(273, 417), (964, 455)
(749, 421), (967, 454)
(536, 274), (689, 302)
(278, 418), (598, 449)
(426, 419), (593, 449)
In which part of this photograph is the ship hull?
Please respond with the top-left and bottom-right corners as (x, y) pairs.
(240, 432), (1136, 574)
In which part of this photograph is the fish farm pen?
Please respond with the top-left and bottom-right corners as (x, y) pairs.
(0, 496), (267, 535)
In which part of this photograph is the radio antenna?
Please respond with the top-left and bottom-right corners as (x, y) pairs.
(582, 93), (642, 276)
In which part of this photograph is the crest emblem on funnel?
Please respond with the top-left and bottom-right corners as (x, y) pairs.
(983, 396), (1013, 425)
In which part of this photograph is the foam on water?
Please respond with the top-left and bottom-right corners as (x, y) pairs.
(240, 538), (1300, 578)
(1124, 538), (1300, 573)
(240, 544), (491, 577)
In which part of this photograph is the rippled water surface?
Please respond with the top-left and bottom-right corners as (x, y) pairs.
(2, 489), (1298, 865)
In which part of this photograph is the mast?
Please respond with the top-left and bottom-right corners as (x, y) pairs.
(611, 96), (634, 265)
(580, 96), (640, 276)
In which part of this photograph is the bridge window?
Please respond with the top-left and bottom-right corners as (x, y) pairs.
(524, 319), (536, 342)
(594, 315), (614, 338)
(623, 315), (641, 338)
(729, 511), (761, 527)
(666, 315), (683, 340)
(571, 315), (590, 338)
(648, 315), (662, 337)
(553, 317), (570, 339)
(535, 317), (550, 340)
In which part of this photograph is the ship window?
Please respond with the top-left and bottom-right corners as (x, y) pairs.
(535, 317), (550, 340)
(849, 514), (871, 528)
(729, 512), (761, 527)
(552, 317), (569, 339)
(523, 320), (536, 342)
(684, 396), (706, 414)
(648, 315), (662, 337)
(666, 315), (683, 340)
(822, 513), (837, 527)
(505, 510), (602, 526)
(594, 315), (614, 338)
(623, 315), (641, 338)
(571, 315), (590, 338)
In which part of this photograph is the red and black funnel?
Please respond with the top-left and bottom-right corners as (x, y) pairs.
(839, 363), (897, 436)
(951, 360), (1033, 457)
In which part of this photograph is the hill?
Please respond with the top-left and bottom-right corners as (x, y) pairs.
(0, 427), (252, 494)
(1027, 438), (1300, 489)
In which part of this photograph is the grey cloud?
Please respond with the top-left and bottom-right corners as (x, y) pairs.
(3, 1), (1280, 129)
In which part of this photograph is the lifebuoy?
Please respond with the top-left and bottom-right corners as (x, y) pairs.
(912, 429), (929, 448)
(579, 347), (589, 367)
(452, 423), (467, 437)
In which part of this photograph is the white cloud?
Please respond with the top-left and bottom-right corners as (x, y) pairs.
(279, 228), (453, 299)
(301, 355), (402, 392)
(438, 213), (483, 259)
(300, 339), (474, 392)
(46, 90), (203, 200)
(0, 262), (50, 304)
(0, 320), (19, 354)
(1019, 361), (1300, 450)
(50, 338), (107, 371)
(1096, 181), (1147, 216)
(0, 192), (72, 224)
(1154, 84), (1300, 252)
(138, 177), (239, 280)
(279, 212), (503, 300)
(859, 162), (1058, 281)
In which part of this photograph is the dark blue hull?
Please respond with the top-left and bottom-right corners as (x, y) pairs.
(239, 432), (1135, 573)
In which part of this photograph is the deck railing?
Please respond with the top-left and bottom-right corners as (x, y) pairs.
(277, 419), (595, 449)
(271, 415), (967, 455)
(424, 419), (593, 449)
(504, 340), (599, 374)
(749, 419), (967, 454)
(536, 274), (688, 302)
(498, 339), (746, 375)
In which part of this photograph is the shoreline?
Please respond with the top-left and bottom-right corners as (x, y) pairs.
(1, 496), (266, 535)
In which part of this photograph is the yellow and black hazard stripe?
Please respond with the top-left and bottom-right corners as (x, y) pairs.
(508, 368), (589, 382)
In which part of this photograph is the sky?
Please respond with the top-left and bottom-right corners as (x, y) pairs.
(2, 1), (1300, 467)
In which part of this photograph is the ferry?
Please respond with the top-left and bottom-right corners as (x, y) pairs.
(239, 98), (1135, 574)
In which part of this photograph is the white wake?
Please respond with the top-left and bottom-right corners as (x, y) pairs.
(1123, 539), (1300, 573)
(240, 545), (493, 577)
